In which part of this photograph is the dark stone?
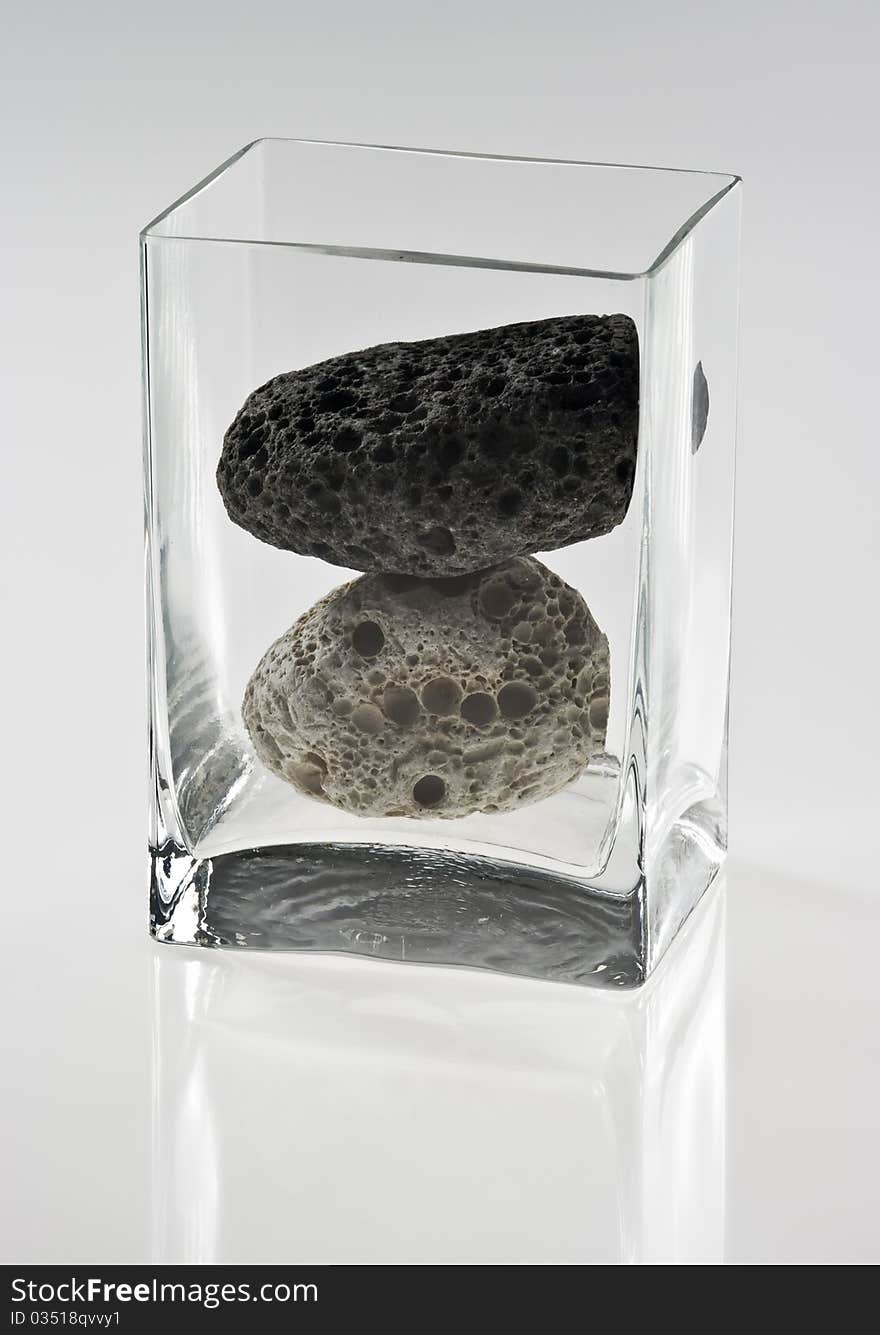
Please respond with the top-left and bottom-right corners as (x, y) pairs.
(217, 314), (639, 575)
(692, 360), (709, 453)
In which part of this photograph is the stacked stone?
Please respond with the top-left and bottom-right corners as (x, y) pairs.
(217, 313), (639, 819)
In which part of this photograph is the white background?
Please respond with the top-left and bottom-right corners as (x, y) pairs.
(1, 0), (878, 1264)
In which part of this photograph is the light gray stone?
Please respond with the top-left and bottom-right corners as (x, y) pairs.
(243, 557), (610, 819)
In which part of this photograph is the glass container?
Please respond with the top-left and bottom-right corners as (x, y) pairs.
(142, 139), (740, 985)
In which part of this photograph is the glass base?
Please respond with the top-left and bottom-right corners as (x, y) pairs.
(150, 842), (649, 988)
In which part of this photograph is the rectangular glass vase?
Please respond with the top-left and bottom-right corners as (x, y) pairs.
(142, 139), (740, 987)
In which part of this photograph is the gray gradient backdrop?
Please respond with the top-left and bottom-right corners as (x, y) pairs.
(2, 0), (878, 1263)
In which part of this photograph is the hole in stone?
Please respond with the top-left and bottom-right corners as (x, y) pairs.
(589, 696), (609, 730)
(238, 427), (267, 459)
(237, 432), (268, 464)
(389, 392), (419, 414)
(479, 580), (516, 619)
(413, 774), (446, 807)
(373, 414), (403, 434)
(420, 676), (462, 715)
(290, 755), (326, 795)
(319, 388), (357, 412)
(417, 526), (455, 556)
(460, 692), (498, 727)
(352, 620), (385, 657)
(334, 426), (361, 453)
(498, 682), (539, 719)
(383, 686), (421, 726)
(351, 703), (385, 735)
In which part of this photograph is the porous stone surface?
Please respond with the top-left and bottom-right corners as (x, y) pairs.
(243, 557), (610, 819)
(218, 314), (639, 576)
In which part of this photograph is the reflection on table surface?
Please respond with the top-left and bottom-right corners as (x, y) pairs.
(152, 879), (725, 1264)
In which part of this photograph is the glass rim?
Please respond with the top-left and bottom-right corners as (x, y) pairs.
(140, 136), (742, 281)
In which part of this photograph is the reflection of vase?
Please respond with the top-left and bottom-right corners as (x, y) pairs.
(151, 878), (725, 1263)
(143, 138), (740, 983)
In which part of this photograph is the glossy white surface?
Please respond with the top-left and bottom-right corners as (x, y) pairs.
(3, 861), (878, 1263)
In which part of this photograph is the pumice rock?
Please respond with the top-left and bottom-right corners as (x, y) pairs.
(217, 313), (639, 576)
(243, 557), (610, 819)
